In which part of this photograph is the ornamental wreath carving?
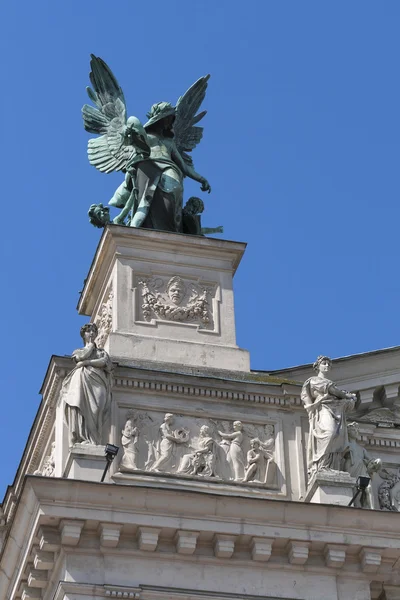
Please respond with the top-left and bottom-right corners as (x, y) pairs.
(138, 276), (213, 328)
(95, 288), (113, 348)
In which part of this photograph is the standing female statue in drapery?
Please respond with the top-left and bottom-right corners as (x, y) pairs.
(301, 356), (356, 478)
(61, 323), (113, 446)
(82, 55), (211, 233)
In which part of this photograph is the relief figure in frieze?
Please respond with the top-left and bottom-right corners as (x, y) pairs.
(121, 409), (277, 487)
(243, 438), (274, 483)
(149, 413), (189, 472)
(218, 420), (245, 481)
(177, 425), (216, 477)
(119, 413), (139, 472)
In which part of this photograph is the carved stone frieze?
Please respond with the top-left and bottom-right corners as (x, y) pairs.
(119, 411), (139, 472)
(116, 411), (277, 487)
(378, 468), (400, 511)
(136, 275), (215, 329)
(95, 288), (113, 348)
(33, 442), (55, 477)
(358, 407), (400, 428)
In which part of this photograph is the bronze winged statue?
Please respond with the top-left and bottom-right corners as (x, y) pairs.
(82, 55), (217, 235)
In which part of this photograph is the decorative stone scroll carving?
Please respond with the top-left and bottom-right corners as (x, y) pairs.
(301, 355), (356, 479)
(116, 411), (277, 486)
(119, 411), (139, 472)
(61, 323), (113, 446)
(95, 289), (113, 348)
(34, 442), (56, 477)
(342, 422), (381, 508)
(137, 275), (214, 329)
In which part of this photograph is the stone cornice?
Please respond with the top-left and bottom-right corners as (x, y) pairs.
(20, 477), (400, 540)
(113, 373), (293, 407)
(55, 581), (295, 600)
(4, 477), (400, 599)
(1, 356), (70, 521)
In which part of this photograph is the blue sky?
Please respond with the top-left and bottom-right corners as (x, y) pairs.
(1, 1), (400, 495)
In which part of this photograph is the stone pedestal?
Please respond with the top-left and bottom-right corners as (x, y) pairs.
(305, 471), (357, 506)
(77, 226), (250, 371)
(63, 444), (107, 482)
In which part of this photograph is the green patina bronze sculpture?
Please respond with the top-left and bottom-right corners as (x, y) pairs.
(83, 55), (221, 235)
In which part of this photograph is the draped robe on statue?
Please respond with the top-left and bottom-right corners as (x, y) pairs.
(301, 376), (354, 477)
(62, 345), (112, 445)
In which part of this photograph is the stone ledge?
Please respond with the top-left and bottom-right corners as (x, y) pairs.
(112, 470), (281, 500)
(305, 471), (356, 505)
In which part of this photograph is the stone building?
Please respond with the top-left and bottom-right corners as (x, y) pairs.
(1, 227), (400, 600)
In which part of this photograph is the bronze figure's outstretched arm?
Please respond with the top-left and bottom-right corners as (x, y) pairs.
(172, 145), (211, 193)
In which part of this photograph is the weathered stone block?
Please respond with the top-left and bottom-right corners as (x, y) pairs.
(213, 534), (236, 558)
(174, 530), (199, 555)
(250, 537), (273, 562)
(99, 523), (122, 548)
(60, 519), (83, 546)
(137, 527), (161, 551)
(287, 541), (310, 565)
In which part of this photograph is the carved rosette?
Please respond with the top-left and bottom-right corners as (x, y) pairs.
(137, 276), (215, 329)
(95, 289), (113, 348)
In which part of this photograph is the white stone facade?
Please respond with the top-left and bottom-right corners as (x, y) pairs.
(1, 228), (400, 600)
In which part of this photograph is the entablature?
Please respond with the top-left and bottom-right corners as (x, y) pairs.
(4, 478), (400, 600)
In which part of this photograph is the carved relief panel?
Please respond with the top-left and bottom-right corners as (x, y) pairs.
(116, 410), (277, 488)
(134, 274), (219, 332)
(377, 467), (400, 511)
(95, 287), (113, 348)
(33, 440), (56, 477)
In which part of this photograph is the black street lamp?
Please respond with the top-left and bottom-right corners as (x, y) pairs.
(348, 476), (371, 507)
(100, 443), (120, 482)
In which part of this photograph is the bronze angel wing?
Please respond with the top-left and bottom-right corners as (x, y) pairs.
(174, 75), (210, 167)
(82, 55), (148, 174)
